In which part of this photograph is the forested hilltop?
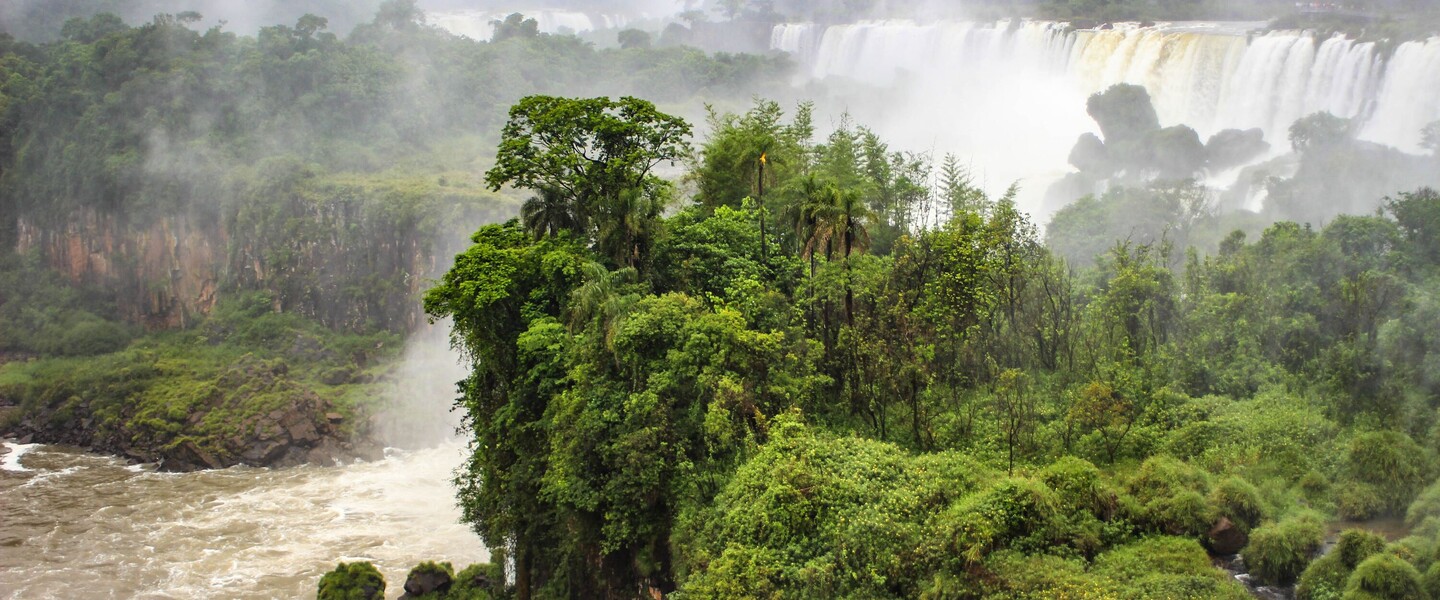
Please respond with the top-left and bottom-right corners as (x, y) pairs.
(314, 86), (1440, 599)
(0, 2), (790, 469)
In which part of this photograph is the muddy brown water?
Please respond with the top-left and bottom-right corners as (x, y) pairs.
(0, 440), (487, 599)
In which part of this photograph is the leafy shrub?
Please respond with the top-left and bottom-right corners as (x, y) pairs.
(1245, 513), (1325, 585)
(1164, 420), (1239, 460)
(1300, 470), (1332, 498)
(1092, 536), (1251, 600)
(52, 316), (135, 356)
(1343, 553), (1423, 600)
(1126, 456), (1216, 536)
(1423, 562), (1440, 600)
(677, 420), (998, 598)
(448, 562), (503, 599)
(1299, 553), (1354, 600)
(1297, 530), (1388, 600)
(944, 478), (1062, 563)
(1040, 456), (1116, 516)
(317, 561), (385, 600)
(1210, 476), (1266, 531)
(1339, 483), (1388, 521)
(1337, 531), (1391, 569)
(1339, 431), (1432, 517)
(970, 551), (1098, 599)
(1407, 480), (1440, 529)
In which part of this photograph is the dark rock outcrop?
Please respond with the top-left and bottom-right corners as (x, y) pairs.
(1207, 516), (1249, 555)
(400, 572), (452, 598)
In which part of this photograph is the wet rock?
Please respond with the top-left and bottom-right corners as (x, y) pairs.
(242, 438), (289, 465)
(286, 419), (320, 445)
(307, 438), (344, 466)
(1207, 516), (1249, 555)
(164, 440), (224, 472)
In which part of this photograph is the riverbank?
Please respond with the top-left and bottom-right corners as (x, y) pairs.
(0, 292), (404, 471)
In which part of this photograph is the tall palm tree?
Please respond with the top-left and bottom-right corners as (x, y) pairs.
(520, 187), (579, 240)
(596, 187), (662, 270)
(569, 261), (639, 339)
(782, 173), (828, 274)
(806, 186), (873, 261)
(807, 186), (873, 325)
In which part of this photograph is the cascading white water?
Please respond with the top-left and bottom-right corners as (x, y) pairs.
(775, 21), (1438, 145)
(770, 21), (1440, 214)
(1363, 37), (1440, 153)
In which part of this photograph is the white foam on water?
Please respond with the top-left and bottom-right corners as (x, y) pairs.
(1, 442), (39, 472)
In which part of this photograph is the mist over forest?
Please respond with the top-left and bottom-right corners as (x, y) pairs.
(2, 0), (1440, 599)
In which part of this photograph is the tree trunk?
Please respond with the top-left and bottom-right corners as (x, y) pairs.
(757, 159), (767, 261)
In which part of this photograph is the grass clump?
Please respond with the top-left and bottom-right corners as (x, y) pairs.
(1342, 552), (1424, 600)
(1245, 512), (1326, 586)
(1297, 529), (1389, 600)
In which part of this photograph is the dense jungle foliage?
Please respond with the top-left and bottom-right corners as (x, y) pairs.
(418, 90), (1440, 599)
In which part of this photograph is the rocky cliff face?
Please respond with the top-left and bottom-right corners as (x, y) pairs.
(16, 209), (221, 329)
(11, 177), (509, 332)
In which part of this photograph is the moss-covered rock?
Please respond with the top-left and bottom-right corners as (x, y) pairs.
(448, 563), (503, 599)
(399, 561), (455, 599)
(318, 561), (385, 600)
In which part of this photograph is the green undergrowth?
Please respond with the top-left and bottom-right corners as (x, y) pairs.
(672, 415), (1256, 599)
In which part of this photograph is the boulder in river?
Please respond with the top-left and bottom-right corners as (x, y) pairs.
(1207, 516), (1249, 555)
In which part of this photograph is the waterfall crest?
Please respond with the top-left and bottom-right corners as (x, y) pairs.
(773, 22), (1440, 153)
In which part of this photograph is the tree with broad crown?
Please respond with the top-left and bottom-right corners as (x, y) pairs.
(484, 95), (691, 257)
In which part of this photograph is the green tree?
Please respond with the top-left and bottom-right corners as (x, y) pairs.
(617, 28), (651, 49)
(519, 187), (580, 240)
(423, 223), (591, 599)
(1290, 112), (1353, 153)
(485, 95), (692, 266)
(693, 99), (814, 259)
(807, 185), (873, 324)
(491, 13), (539, 41)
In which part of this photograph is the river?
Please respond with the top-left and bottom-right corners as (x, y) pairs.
(0, 440), (486, 599)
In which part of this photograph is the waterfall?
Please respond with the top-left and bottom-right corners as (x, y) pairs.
(773, 21), (1440, 153)
(1363, 37), (1440, 153)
